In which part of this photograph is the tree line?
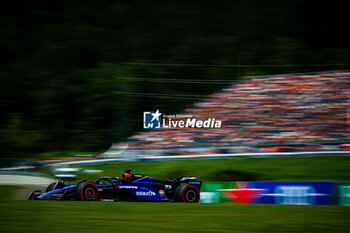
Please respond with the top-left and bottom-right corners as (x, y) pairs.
(0, 0), (349, 157)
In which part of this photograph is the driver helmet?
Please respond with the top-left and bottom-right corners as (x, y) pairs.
(122, 169), (133, 180)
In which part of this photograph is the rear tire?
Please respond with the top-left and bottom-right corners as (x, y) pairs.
(76, 182), (99, 201)
(174, 185), (200, 203)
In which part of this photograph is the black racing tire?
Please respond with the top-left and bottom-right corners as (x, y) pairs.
(76, 182), (99, 201)
(46, 181), (66, 193)
(174, 184), (200, 203)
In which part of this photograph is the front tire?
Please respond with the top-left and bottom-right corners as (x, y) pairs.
(174, 185), (200, 203)
(76, 182), (99, 201)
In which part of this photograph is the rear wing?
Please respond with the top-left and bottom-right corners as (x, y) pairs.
(176, 176), (202, 190)
(177, 176), (200, 182)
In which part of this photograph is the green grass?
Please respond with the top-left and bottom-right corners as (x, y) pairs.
(0, 201), (349, 233)
(70, 156), (350, 182)
(0, 186), (21, 200)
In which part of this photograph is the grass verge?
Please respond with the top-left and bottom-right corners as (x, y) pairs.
(69, 156), (350, 182)
(0, 201), (349, 233)
(0, 186), (22, 200)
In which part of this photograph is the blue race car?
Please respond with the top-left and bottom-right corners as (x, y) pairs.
(27, 170), (201, 202)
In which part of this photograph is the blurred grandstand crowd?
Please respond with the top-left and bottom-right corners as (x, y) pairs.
(128, 71), (350, 155)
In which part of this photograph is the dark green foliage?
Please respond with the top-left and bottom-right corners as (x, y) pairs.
(210, 169), (260, 181)
(0, 1), (349, 157)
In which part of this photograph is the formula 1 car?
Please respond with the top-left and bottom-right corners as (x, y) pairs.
(27, 170), (201, 202)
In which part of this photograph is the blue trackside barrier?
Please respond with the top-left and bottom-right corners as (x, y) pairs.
(200, 181), (349, 205)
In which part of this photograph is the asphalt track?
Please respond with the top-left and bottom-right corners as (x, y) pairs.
(0, 174), (54, 186)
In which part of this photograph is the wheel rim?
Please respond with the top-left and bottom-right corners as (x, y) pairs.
(186, 190), (197, 202)
(84, 187), (96, 201)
